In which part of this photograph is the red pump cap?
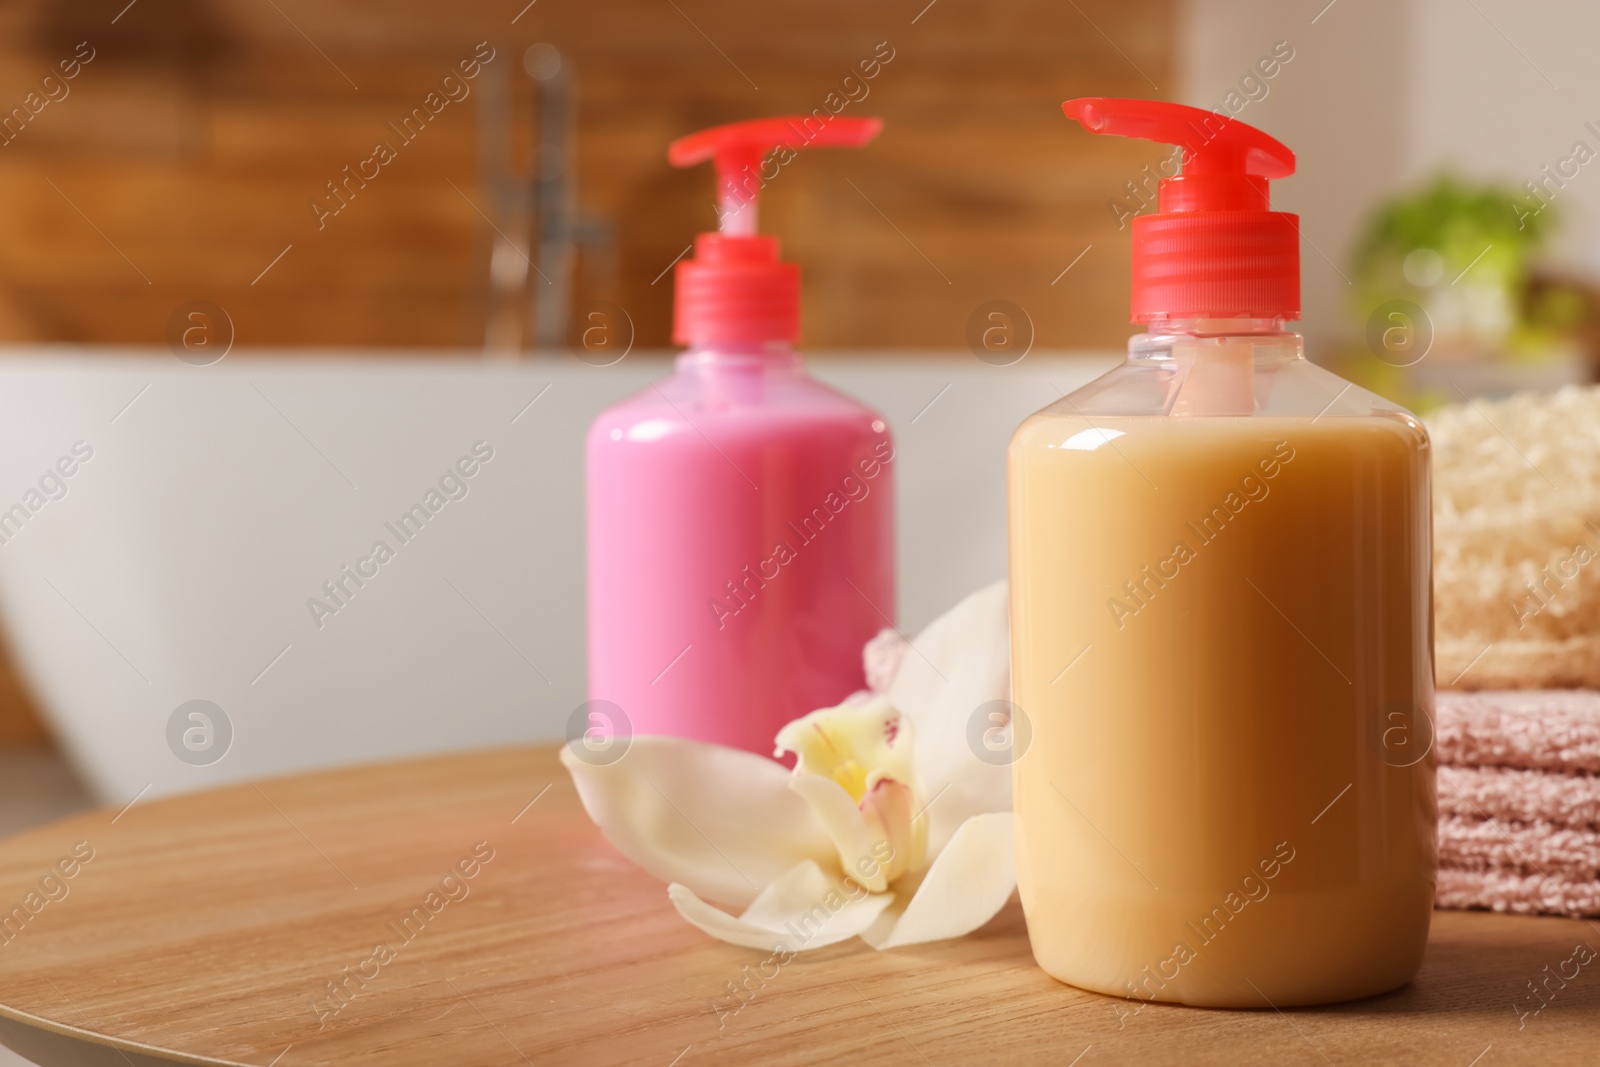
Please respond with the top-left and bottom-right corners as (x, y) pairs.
(668, 116), (882, 346)
(1064, 97), (1300, 322)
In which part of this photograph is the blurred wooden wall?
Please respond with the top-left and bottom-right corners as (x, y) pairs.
(0, 0), (1173, 742)
(0, 0), (1172, 350)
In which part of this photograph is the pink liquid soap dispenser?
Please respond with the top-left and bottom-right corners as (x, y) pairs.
(586, 116), (896, 755)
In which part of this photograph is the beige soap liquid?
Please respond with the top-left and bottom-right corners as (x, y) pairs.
(1008, 322), (1435, 1007)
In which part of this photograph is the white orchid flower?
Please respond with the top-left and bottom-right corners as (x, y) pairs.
(561, 581), (1015, 952)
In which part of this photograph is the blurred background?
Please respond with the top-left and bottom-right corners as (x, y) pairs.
(3, 0), (1600, 822)
(0, 0), (1166, 351)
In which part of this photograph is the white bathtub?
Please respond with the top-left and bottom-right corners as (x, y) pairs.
(0, 348), (1113, 802)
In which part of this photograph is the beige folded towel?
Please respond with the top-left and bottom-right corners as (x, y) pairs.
(1431, 385), (1600, 691)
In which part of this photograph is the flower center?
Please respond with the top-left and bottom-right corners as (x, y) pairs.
(831, 759), (869, 802)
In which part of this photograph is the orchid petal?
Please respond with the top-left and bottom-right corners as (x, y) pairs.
(860, 812), (1016, 950)
(669, 861), (895, 952)
(887, 581), (1013, 856)
(858, 777), (927, 883)
(788, 773), (898, 893)
(560, 737), (836, 908)
(863, 627), (908, 694)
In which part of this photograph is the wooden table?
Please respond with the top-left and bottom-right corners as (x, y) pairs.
(0, 745), (1595, 1066)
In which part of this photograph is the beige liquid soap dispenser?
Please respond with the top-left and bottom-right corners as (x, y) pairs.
(1008, 98), (1435, 1007)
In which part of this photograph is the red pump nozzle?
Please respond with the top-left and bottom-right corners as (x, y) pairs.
(1064, 97), (1300, 322)
(668, 116), (882, 346)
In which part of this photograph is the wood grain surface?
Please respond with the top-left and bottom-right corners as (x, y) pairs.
(0, 743), (1596, 1066)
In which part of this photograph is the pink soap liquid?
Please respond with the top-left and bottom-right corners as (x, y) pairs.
(586, 343), (895, 755)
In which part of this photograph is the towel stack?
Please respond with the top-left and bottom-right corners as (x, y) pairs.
(1427, 385), (1600, 917)
(1436, 690), (1600, 916)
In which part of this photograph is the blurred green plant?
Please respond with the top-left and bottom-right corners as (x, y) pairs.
(1351, 174), (1580, 360)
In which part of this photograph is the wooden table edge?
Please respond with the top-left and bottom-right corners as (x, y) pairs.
(0, 1001), (237, 1066)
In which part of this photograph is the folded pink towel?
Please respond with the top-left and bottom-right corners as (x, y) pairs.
(1436, 690), (1600, 917)
(1438, 764), (1600, 828)
(1436, 868), (1600, 917)
(1439, 815), (1600, 881)
(1437, 690), (1600, 774)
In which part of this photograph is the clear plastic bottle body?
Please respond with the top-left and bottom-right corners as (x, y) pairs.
(1007, 319), (1435, 1007)
(586, 342), (895, 755)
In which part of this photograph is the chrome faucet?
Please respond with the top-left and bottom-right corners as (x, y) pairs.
(477, 43), (614, 354)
